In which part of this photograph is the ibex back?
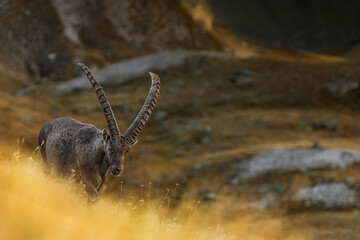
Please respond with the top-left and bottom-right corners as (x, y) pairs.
(38, 63), (160, 200)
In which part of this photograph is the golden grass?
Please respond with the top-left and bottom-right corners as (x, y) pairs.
(0, 149), (235, 240)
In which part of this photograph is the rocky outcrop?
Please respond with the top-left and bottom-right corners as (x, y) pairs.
(229, 148), (360, 211)
(295, 183), (358, 209)
(230, 148), (360, 183)
(55, 50), (229, 93)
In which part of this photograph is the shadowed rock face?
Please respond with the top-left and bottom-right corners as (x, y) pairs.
(207, 0), (360, 51)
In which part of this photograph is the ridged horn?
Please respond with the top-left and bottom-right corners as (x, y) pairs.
(123, 72), (160, 145)
(78, 63), (120, 142)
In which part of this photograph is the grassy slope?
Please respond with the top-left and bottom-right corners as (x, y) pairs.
(0, 152), (235, 240)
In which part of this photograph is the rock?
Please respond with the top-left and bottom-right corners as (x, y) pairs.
(346, 177), (357, 185)
(176, 137), (185, 144)
(230, 148), (360, 183)
(184, 121), (203, 131)
(55, 51), (229, 93)
(202, 126), (212, 135)
(311, 119), (339, 131)
(300, 114), (312, 123)
(200, 137), (209, 144)
(50, 0), (89, 44)
(22, 115), (32, 122)
(0, 1), (9, 14)
(188, 162), (212, 172)
(176, 78), (184, 86)
(295, 182), (357, 209)
(252, 193), (277, 210)
(192, 70), (203, 77)
(203, 192), (217, 202)
(47, 53), (57, 61)
(153, 110), (166, 121)
(326, 75), (359, 97)
(233, 77), (254, 88)
(235, 69), (253, 77)
(173, 149), (188, 157)
(231, 70), (254, 88)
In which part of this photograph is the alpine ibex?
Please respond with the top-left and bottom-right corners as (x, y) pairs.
(38, 63), (160, 200)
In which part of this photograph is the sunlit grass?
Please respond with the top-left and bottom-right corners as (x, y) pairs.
(0, 145), (235, 240)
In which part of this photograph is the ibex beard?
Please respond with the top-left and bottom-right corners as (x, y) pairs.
(38, 63), (160, 201)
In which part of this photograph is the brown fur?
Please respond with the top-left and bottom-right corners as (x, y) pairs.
(39, 117), (130, 200)
(38, 64), (160, 200)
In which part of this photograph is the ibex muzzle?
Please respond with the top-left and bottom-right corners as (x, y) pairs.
(38, 63), (160, 200)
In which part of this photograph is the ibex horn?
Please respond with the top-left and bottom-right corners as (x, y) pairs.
(78, 63), (121, 142)
(123, 72), (160, 145)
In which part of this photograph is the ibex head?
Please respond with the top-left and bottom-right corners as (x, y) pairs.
(78, 63), (160, 176)
(101, 129), (130, 175)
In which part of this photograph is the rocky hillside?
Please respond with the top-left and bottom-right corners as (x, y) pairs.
(2, 1), (360, 239)
(0, 0), (222, 92)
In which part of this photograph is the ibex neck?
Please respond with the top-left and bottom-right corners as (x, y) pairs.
(99, 151), (111, 178)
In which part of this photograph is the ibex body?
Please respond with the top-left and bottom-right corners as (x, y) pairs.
(39, 64), (160, 200)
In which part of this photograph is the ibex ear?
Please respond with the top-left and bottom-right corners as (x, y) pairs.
(102, 129), (110, 143)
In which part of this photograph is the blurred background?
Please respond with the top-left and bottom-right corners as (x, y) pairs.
(1, 0), (360, 239)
